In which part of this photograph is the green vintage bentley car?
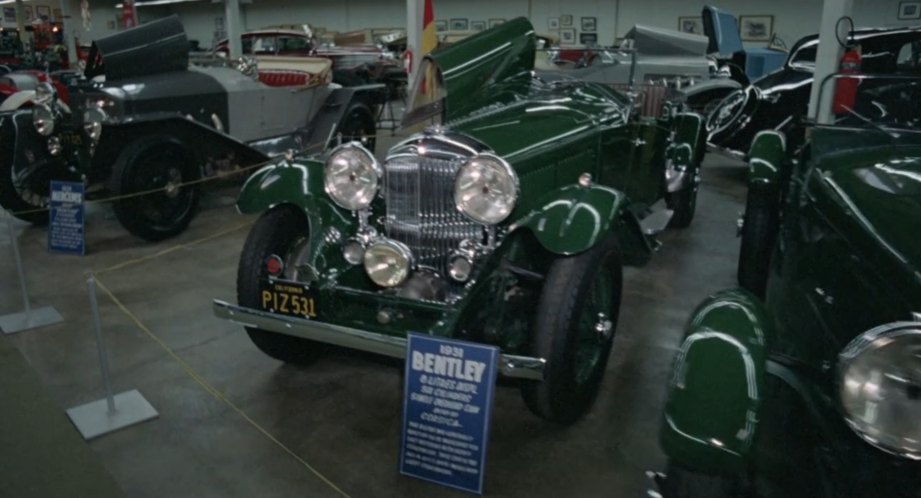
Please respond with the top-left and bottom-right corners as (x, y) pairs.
(213, 18), (705, 423)
(659, 75), (921, 496)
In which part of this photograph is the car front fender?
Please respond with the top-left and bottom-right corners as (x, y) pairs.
(660, 289), (770, 475)
(509, 184), (642, 257)
(748, 130), (787, 187)
(237, 158), (326, 214)
(666, 112), (704, 193)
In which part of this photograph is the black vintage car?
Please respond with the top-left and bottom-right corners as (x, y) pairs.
(707, 26), (921, 159)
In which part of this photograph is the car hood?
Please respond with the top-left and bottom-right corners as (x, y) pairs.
(448, 81), (630, 161)
(624, 25), (709, 56)
(87, 15), (189, 81)
(817, 140), (921, 285)
(427, 17), (536, 122)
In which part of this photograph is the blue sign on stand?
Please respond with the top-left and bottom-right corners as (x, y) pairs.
(48, 181), (85, 255)
(400, 334), (499, 495)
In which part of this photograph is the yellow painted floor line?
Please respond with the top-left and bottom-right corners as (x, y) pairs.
(93, 275), (353, 498)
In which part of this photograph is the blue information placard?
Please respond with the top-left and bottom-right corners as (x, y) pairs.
(48, 180), (85, 255)
(400, 334), (499, 495)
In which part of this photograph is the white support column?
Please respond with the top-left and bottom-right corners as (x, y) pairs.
(224, 0), (243, 58)
(406, 0), (424, 81)
(60, 0), (75, 65)
(808, 0), (854, 125)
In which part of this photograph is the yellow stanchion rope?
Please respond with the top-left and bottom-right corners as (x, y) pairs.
(93, 275), (354, 498)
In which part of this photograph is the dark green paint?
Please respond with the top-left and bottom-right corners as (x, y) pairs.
(234, 18), (704, 356)
(511, 184), (627, 256)
(660, 289), (769, 474)
(661, 117), (921, 489)
(748, 130), (786, 185)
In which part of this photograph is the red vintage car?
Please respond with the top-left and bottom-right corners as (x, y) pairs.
(0, 69), (70, 108)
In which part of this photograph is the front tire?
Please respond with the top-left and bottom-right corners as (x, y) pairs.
(0, 122), (52, 225)
(237, 206), (322, 364)
(660, 462), (741, 498)
(737, 184), (780, 297)
(111, 136), (200, 241)
(521, 233), (623, 424)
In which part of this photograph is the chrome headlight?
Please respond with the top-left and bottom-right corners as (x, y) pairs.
(363, 239), (412, 288)
(33, 82), (55, 107)
(454, 154), (518, 225)
(839, 322), (921, 460)
(83, 107), (106, 142)
(324, 143), (380, 211)
(32, 104), (56, 136)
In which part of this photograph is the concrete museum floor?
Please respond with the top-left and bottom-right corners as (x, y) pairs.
(0, 129), (748, 497)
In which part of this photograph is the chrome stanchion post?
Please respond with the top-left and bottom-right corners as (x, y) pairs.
(9, 216), (32, 321)
(86, 274), (116, 414)
(66, 272), (158, 440)
(0, 214), (63, 334)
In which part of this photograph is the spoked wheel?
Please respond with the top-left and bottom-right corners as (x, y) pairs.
(111, 136), (200, 241)
(0, 122), (53, 224)
(333, 102), (377, 153)
(237, 206), (323, 364)
(522, 233), (623, 424)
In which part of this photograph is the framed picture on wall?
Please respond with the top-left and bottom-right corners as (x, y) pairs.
(471, 21), (486, 32)
(560, 14), (573, 27)
(3, 7), (15, 23)
(580, 33), (598, 45)
(449, 18), (469, 31)
(560, 28), (576, 45)
(36, 5), (50, 21)
(581, 17), (596, 32)
(489, 18), (505, 28)
(898, 1), (921, 19)
(548, 17), (560, 30)
(678, 16), (704, 35)
(739, 15), (774, 42)
(435, 20), (447, 32)
(23, 5), (33, 22)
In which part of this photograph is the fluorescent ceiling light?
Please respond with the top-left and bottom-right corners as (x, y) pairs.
(115, 0), (203, 7)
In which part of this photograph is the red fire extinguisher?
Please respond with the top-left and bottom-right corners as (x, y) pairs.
(832, 22), (861, 115)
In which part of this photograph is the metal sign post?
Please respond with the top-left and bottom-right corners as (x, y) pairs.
(66, 273), (158, 440)
(0, 216), (64, 334)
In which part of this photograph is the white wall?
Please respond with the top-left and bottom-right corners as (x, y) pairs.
(67, 0), (921, 50)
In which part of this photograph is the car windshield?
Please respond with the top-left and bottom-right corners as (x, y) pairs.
(825, 75), (921, 132)
(401, 59), (445, 128)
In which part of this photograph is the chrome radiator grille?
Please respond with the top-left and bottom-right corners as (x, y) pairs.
(382, 154), (481, 273)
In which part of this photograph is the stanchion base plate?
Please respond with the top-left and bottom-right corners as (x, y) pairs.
(66, 389), (159, 440)
(0, 306), (64, 334)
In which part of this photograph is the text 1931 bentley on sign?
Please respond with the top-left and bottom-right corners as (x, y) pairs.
(213, 18), (705, 423)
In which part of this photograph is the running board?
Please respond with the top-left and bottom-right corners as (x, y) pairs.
(639, 199), (674, 236)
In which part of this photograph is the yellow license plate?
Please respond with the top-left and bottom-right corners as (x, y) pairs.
(260, 280), (317, 319)
(59, 132), (83, 147)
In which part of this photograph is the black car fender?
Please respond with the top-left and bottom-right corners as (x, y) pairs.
(95, 116), (269, 184)
(305, 84), (387, 150)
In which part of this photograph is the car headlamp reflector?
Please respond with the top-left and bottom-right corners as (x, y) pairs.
(83, 107), (106, 142)
(324, 143), (380, 211)
(363, 239), (412, 288)
(454, 154), (518, 225)
(32, 104), (55, 136)
(33, 82), (55, 107)
(838, 322), (921, 460)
